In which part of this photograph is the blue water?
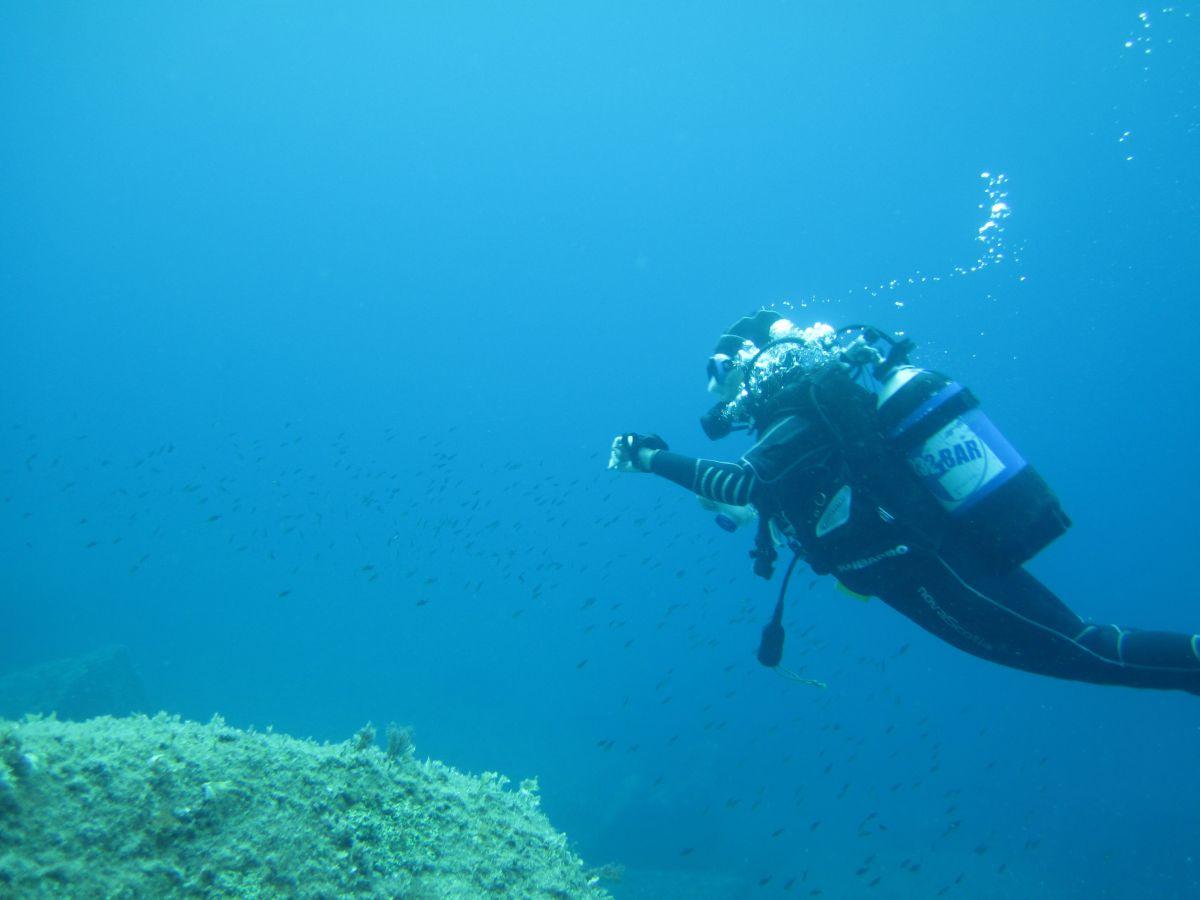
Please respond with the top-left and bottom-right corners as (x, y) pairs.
(3, 3), (1198, 897)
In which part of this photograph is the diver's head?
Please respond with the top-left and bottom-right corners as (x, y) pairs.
(705, 309), (784, 400)
(701, 310), (838, 439)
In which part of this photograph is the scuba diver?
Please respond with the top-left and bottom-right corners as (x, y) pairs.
(609, 310), (1200, 695)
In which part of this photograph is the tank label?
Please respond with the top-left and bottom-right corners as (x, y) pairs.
(909, 419), (1006, 510)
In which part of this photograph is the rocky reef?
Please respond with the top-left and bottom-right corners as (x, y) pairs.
(0, 714), (609, 898)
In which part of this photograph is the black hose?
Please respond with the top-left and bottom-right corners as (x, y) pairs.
(757, 551), (801, 667)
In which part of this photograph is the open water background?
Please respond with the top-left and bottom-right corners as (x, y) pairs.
(3, 4), (1199, 897)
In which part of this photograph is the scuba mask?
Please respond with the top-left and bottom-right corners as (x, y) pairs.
(705, 354), (739, 393)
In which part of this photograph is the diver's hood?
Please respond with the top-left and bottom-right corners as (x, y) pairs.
(712, 309), (784, 357)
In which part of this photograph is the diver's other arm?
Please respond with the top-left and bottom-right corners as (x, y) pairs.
(608, 433), (760, 507)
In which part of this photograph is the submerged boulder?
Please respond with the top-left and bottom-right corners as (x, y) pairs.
(0, 645), (147, 721)
(0, 714), (609, 899)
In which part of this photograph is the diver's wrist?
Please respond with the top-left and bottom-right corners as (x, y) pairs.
(637, 448), (660, 471)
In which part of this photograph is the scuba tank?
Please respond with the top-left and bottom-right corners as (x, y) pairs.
(874, 365), (1071, 572)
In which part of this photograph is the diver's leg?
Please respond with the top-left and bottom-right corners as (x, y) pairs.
(930, 556), (1200, 694)
(1069, 624), (1200, 677)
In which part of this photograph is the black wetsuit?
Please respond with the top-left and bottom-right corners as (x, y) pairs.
(649, 412), (1200, 695)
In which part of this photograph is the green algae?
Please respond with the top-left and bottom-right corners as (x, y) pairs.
(0, 714), (609, 899)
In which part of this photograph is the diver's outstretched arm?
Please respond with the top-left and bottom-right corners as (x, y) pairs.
(647, 450), (761, 507)
(608, 433), (764, 507)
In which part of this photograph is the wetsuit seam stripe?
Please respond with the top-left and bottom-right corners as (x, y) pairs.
(714, 471), (732, 503)
(723, 473), (738, 504)
(692, 462), (756, 506)
(705, 468), (721, 499)
(934, 557), (1200, 673)
(734, 473), (753, 506)
(722, 471), (735, 502)
(715, 472), (734, 508)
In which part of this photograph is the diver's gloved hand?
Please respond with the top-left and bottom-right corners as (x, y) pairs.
(607, 433), (669, 473)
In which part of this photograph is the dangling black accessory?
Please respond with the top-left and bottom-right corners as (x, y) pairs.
(756, 550), (799, 667)
(755, 545), (826, 688)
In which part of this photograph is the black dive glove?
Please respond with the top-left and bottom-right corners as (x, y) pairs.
(608, 433), (669, 473)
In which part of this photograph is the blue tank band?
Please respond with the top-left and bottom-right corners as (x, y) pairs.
(886, 382), (965, 442)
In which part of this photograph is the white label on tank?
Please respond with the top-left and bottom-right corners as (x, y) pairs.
(908, 419), (1005, 510)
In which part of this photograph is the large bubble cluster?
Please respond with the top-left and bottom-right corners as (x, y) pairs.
(974, 172), (1012, 271)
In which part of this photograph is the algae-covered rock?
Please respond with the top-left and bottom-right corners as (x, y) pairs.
(0, 714), (609, 899)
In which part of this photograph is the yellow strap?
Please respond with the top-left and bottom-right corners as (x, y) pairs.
(835, 581), (872, 603)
